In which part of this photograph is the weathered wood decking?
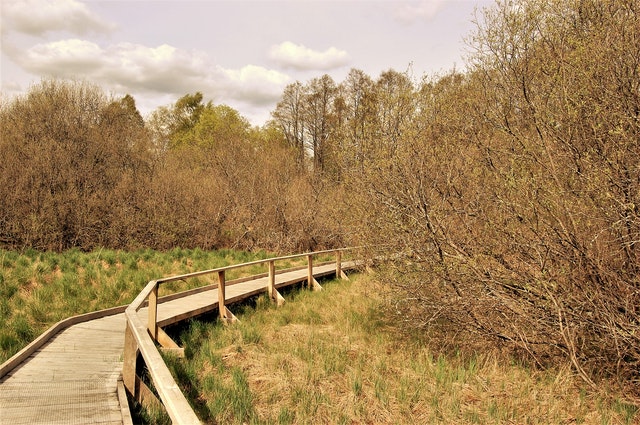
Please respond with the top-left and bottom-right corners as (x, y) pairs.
(0, 260), (354, 424)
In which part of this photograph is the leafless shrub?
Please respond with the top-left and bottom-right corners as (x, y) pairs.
(345, 0), (640, 396)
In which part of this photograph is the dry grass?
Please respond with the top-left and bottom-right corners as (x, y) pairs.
(167, 274), (637, 424)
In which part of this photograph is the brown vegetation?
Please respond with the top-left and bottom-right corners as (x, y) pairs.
(345, 0), (640, 397)
(1, 0), (637, 398)
(0, 82), (344, 253)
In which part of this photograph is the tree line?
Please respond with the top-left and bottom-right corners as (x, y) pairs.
(1, 0), (638, 395)
(0, 81), (348, 252)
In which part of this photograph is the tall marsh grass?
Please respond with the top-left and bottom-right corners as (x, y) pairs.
(164, 275), (637, 424)
(0, 248), (272, 363)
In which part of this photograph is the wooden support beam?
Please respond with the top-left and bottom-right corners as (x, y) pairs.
(156, 327), (179, 349)
(336, 251), (349, 280)
(217, 270), (239, 324)
(267, 260), (285, 306)
(310, 277), (323, 291)
(156, 327), (185, 357)
(159, 347), (185, 358)
(221, 306), (239, 325)
(135, 375), (164, 413)
(273, 289), (286, 306)
(122, 322), (138, 395)
(148, 284), (158, 341)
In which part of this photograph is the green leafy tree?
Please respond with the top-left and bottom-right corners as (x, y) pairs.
(190, 104), (251, 149)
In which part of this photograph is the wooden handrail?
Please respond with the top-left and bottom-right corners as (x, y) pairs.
(122, 248), (354, 424)
(152, 248), (346, 285)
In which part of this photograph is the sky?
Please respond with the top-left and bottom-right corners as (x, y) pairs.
(1, 0), (493, 126)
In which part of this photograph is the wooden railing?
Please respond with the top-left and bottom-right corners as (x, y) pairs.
(122, 248), (353, 424)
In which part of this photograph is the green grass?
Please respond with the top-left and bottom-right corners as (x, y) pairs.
(2, 248), (636, 424)
(0, 247), (281, 363)
(163, 275), (638, 425)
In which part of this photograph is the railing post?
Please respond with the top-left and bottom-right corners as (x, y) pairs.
(218, 270), (226, 320)
(267, 260), (285, 306)
(267, 260), (275, 300)
(336, 250), (349, 280)
(307, 254), (313, 289)
(218, 270), (238, 324)
(148, 283), (158, 340)
(307, 254), (322, 291)
(122, 321), (138, 396)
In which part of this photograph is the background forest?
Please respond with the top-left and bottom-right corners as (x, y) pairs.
(1, 0), (638, 396)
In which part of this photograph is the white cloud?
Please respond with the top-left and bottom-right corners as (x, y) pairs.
(269, 41), (349, 71)
(1, 0), (116, 36)
(101, 43), (211, 94)
(393, 1), (447, 24)
(220, 65), (290, 106)
(1, 80), (24, 97)
(14, 39), (289, 118)
(22, 39), (104, 75)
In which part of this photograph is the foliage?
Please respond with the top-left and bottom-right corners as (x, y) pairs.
(345, 0), (640, 395)
(0, 81), (153, 251)
(0, 82), (343, 253)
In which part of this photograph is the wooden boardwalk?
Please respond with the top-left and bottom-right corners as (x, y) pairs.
(0, 260), (353, 424)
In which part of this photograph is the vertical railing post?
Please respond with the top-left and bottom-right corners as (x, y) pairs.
(267, 260), (285, 307)
(307, 254), (313, 290)
(218, 270), (226, 320)
(267, 260), (276, 300)
(148, 283), (158, 340)
(218, 269), (238, 323)
(306, 254), (322, 291)
(122, 321), (138, 395)
(336, 249), (349, 280)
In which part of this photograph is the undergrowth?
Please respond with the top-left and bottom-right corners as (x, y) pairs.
(163, 275), (637, 424)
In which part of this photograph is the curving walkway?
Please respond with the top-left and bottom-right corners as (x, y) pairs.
(0, 260), (353, 424)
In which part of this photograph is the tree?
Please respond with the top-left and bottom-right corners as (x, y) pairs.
(0, 80), (153, 250)
(347, 0), (640, 390)
(146, 92), (208, 150)
(272, 82), (307, 168)
(373, 69), (416, 156)
(303, 74), (338, 172)
(170, 92), (208, 148)
(339, 69), (376, 170)
(190, 104), (250, 149)
(467, 0), (640, 385)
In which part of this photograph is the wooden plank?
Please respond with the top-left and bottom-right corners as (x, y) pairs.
(117, 379), (134, 425)
(0, 304), (127, 379)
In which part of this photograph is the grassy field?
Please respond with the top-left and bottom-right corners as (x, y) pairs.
(1, 249), (636, 424)
(161, 274), (637, 425)
(0, 248), (276, 363)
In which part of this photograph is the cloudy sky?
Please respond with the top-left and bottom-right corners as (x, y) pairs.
(1, 0), (492, 125)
